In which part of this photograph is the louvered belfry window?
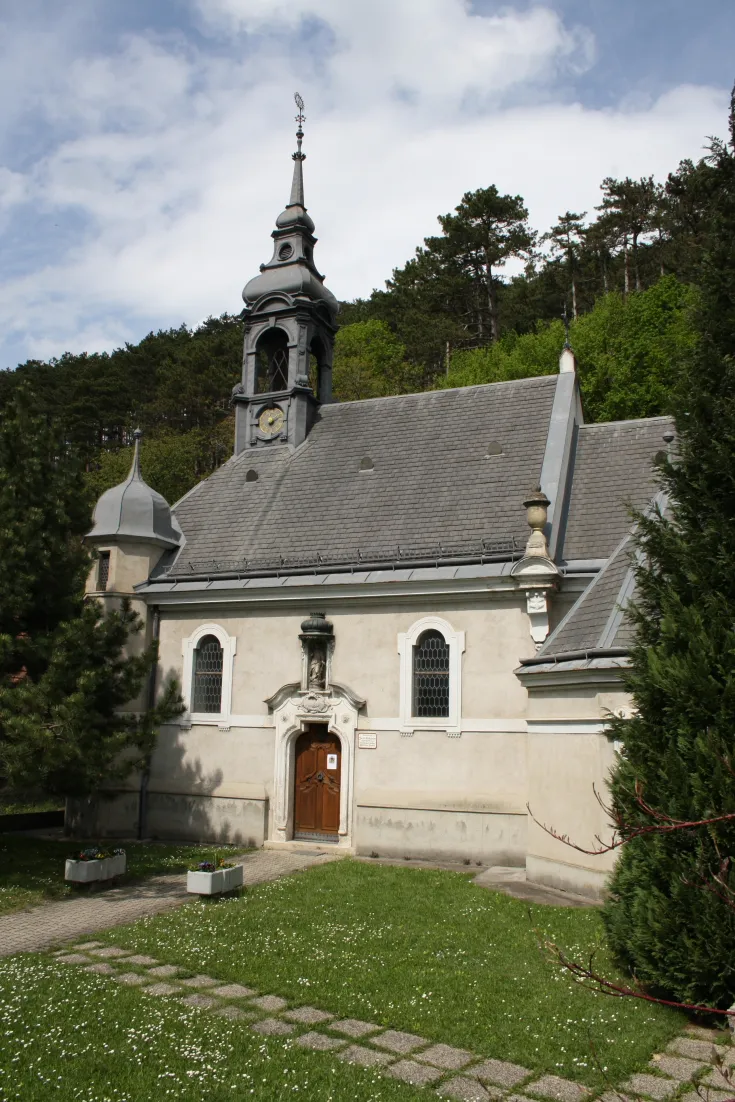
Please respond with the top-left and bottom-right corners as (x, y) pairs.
(413, 630), (450, 718)
(192, 635), (223, 713)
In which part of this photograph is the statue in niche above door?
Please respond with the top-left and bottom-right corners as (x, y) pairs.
(299, 612), (333, 693)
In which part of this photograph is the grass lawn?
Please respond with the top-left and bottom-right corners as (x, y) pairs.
(0, 835), (244, 916)
(83, 859), (684, 1089)
(0, 954), (421, 1102)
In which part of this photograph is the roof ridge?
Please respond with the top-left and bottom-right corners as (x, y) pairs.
(321, 374), (557, 411)
(579, 414), (674, 430)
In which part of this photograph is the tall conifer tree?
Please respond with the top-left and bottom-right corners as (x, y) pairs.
(0, 389), (181, 800)
(602, 89), (735, 1007)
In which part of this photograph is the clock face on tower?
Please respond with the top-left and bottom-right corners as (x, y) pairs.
(258, 406), (285, 436)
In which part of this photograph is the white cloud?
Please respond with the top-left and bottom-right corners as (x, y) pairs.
(0, 1), (728, 366)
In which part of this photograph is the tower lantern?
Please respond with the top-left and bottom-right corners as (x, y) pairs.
(234, 94), (339, 453)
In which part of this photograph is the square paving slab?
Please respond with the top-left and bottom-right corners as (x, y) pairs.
(623, 1074), (679, 1100)
(114, 972), (149, 986)
(372, 1029), (428, 1054)
(283, 1006), (334, 1025)
(179, 975), (219, 988)
(251, 1018), (295, 1036)
(419, 1043), (475, 1070)
(526, 1076), (591, 1102)
(74, 942), (103, 950)
(650, 1055), (706, 1079)
(668, 1038), (720, 1061)
(182, 993), (218, 1009)
(680, 1091), (733, 1102)
(122, 955), (158, 966)
(210, 984), (257, 999)
(297, 1032), (347, 1052)
(337, 1045), (395, 1067)
(84, 962), (115, 975)
(251, 994), (288, 1012)
(684, 1027), (728, 1043)
(148, 965), (181, 978)
(330, 1019), (382, 1038)
(87, 947), (130, 959)
(469, 1059), (531, 1087)
(438, 1077), (495, 1101)
(388, 1059), (443, 1086)
(144, 983), (180, 996)
(703, 1067), (733, 1089)
(57, 954), (90, 964)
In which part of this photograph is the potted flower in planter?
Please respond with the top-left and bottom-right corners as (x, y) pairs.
(65, 846), (126, 884)
(186, 855), (243, 896)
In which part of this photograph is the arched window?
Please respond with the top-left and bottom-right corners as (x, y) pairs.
(413, 630), (450, 717)
(182, 624), (237, 725)
(192, 635), (223, 713)
(255, 329), (289, 393)
(397, 617), (465, 734)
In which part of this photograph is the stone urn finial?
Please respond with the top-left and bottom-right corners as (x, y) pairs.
(523, 486), (551, 557)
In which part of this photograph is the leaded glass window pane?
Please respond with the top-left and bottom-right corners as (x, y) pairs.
(98, 552), (110, 591)
(412, 630), (450, 718)
(193, 635), (223, 713)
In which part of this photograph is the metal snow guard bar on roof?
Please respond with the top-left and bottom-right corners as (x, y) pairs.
(168, 536), (522, 581)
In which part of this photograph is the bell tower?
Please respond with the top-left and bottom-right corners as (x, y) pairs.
(234, 94), (339, 454)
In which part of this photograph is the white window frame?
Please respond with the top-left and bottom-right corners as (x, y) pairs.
(181, 623), (237, 727)
(397, 616), (465, 735)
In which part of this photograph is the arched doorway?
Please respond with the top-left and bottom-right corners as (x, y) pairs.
(293, 725), (341, 842)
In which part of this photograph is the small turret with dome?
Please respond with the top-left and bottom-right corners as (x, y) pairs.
(233, 94), (339, 455)
(88, 430), (183, 549)
(86, 430), (182, 599)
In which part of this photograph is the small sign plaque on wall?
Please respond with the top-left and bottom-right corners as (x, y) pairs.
(326, 753), (338, 770)
(358, 731), (378, 749)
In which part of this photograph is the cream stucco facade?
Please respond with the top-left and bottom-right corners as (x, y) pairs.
(80, 542), (625, 901)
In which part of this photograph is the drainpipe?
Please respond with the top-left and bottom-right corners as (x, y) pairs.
(138, 606), (160, 840)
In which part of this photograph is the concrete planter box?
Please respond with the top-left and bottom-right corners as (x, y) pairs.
(65, 854), (126, 883)
(187, 864), (243, 895)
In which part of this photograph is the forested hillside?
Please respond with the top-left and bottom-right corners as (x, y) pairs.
(0, 135), (721, 505)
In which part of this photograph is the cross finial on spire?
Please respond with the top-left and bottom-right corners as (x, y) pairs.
(288, 92), (306, 208)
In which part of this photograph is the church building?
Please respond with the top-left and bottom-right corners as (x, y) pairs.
(81, 116), (671, 900)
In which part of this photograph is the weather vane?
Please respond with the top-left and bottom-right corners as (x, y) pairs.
(293, 92), (306, 163)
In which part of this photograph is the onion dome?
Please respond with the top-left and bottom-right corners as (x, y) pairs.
(87, 430), (183, 549)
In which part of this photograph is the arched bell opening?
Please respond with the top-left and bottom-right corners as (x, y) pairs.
(255, 328), (290, 393)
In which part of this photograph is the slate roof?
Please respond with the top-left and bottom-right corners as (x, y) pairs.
(561, 416), (672, 561)
(170, 376), (558, 575)
(537, 534), (636, 659)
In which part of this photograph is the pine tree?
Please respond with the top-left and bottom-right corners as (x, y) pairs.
(0, 389), (182, 800)
(602, 90), (735, 1007)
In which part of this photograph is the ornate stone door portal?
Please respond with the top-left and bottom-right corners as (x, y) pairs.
(266, 612), (364, 850)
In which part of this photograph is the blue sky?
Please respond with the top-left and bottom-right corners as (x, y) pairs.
(0, 0), (732, 370)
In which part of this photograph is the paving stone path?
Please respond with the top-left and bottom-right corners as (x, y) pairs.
(0, 849), (339, 957)
(51, 942), (735, 1102)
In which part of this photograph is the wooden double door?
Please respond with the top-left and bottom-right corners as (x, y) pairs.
(294, 725), (341, 840)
